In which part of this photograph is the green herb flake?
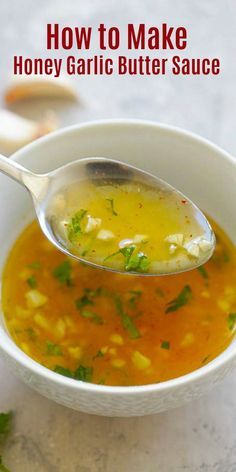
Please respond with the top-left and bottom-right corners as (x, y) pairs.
(74, 365), (93, 382)
(106, 245), (150, 273)
(54, 364), (93, 383)
(166, 285), (192, 313)
(120, 245), (150, 272)
(53, 260), (72, 286)
(0, 457), (10, 472)
(114, 294), (140, 339)
(25, 327), (36, 340)
(67, 209), (87, 242)
(54, 366), (74, 378)
(75, 295), (93, 310)
(93, 350), (104, 360)
(75, 287), (102, 309)
(27, 275), (37, 289)
(212, 250), (230, 267)
(98, 378), (106, 385)
(197, 266), (208, 280)
(106, 198), (118, 216)
(0, 412), (12, 443)
(46, 342), (62, 356)
(80, 310), (103, 325)
(156, 287), (164, 298)
(128, 290), (142, 308)
(28, 261), (41, 270)
(161, 340), (170, 350)
(227, 313), (236, 331)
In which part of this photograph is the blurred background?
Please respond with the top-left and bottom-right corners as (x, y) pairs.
(0, 0), (236, 471)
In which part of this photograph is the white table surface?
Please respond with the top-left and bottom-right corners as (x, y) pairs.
(0, 0), (236, 470)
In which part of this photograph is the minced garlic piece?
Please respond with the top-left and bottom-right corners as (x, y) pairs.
(133, 234), (149, 243)
(111, 358), (126, 368)
(85, 216), (102, 233)
(165, 234), (184, 246)
(110, 334), (124, 345)
(25, 290), (48, 308)
(97, 229), (115, 240)
(184, 242), (200, 258)
(180, 332), (195, 347)
(68, 346), (82, 360)
(34, 313), (50, 331)
(132, 350), (151, 370)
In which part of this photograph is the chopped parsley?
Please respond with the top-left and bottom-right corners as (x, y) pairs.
(120, 245), (150, 272)
(67, 209), (87, 242)
(75, 287), (102, 309)
(54, 366), (73, 378)
(54, 364), (93, 382)
(197, 266), (208, 280)
(0, 412), (12, 443)
(227, 313), (236, 331)
(128, 290), (142, 308)
(93, 350), (104, 360)
(98, 378), (106, 385)
(28, 261), (41, 270)
(27, 275), (37, 288)
(53, 260), (72, 286)
(46, 342), (62, 356)
(0, 412), (12, 472)
(106, 198), (118, 216)
(114, 294), (140, 339)
(0, 457), (10, 472)
(80, 310), (103, 325)
(161, 340), (170, 350)
(156, 287), (164, 298)
(25, 327), (36, 340)
(166, 285), (192, 313)
(105, 245), (150, 273)
(212, 250), (230, 266)
(74, 365), (93, 382)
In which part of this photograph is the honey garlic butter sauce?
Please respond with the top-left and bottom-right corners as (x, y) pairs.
(48, 177), (215, 275)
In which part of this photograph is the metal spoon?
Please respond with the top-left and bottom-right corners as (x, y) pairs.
(0, 154), (215, 275)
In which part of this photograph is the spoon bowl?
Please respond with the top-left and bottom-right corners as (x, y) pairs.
(0, 154), (215, 275)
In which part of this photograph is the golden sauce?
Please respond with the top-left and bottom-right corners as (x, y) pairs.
(2, 219), (236, 386)
(49, 180), (214, 274)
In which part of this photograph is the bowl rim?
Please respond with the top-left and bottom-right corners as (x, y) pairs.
(1, 118), (236, 396)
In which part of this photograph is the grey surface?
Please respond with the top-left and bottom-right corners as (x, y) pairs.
(0, 0), (236, 470)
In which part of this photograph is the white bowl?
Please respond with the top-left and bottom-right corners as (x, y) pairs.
(1, 119), (236, 417)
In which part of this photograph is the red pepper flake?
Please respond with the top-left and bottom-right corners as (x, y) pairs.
(182, 200), (187, 204)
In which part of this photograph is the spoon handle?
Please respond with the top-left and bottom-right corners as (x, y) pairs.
(0, 152), (34, 183)
(0, 153), (48, 201)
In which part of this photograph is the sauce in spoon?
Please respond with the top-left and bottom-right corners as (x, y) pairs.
(48, 165), (215, 275)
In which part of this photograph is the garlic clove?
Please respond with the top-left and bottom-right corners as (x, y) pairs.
(169, 244), (177, 254)
(198, 238), (212, 253)
(165, 234), (184, 246)
(85, 216), (102, 233)
(96, 229), (115, 241)
(4, 75), (77, 103)
(184, 241), (200, 258)
(133, 234), (149, 243)
(119, 238), (134, 248)
(0, 109), (57, 154)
